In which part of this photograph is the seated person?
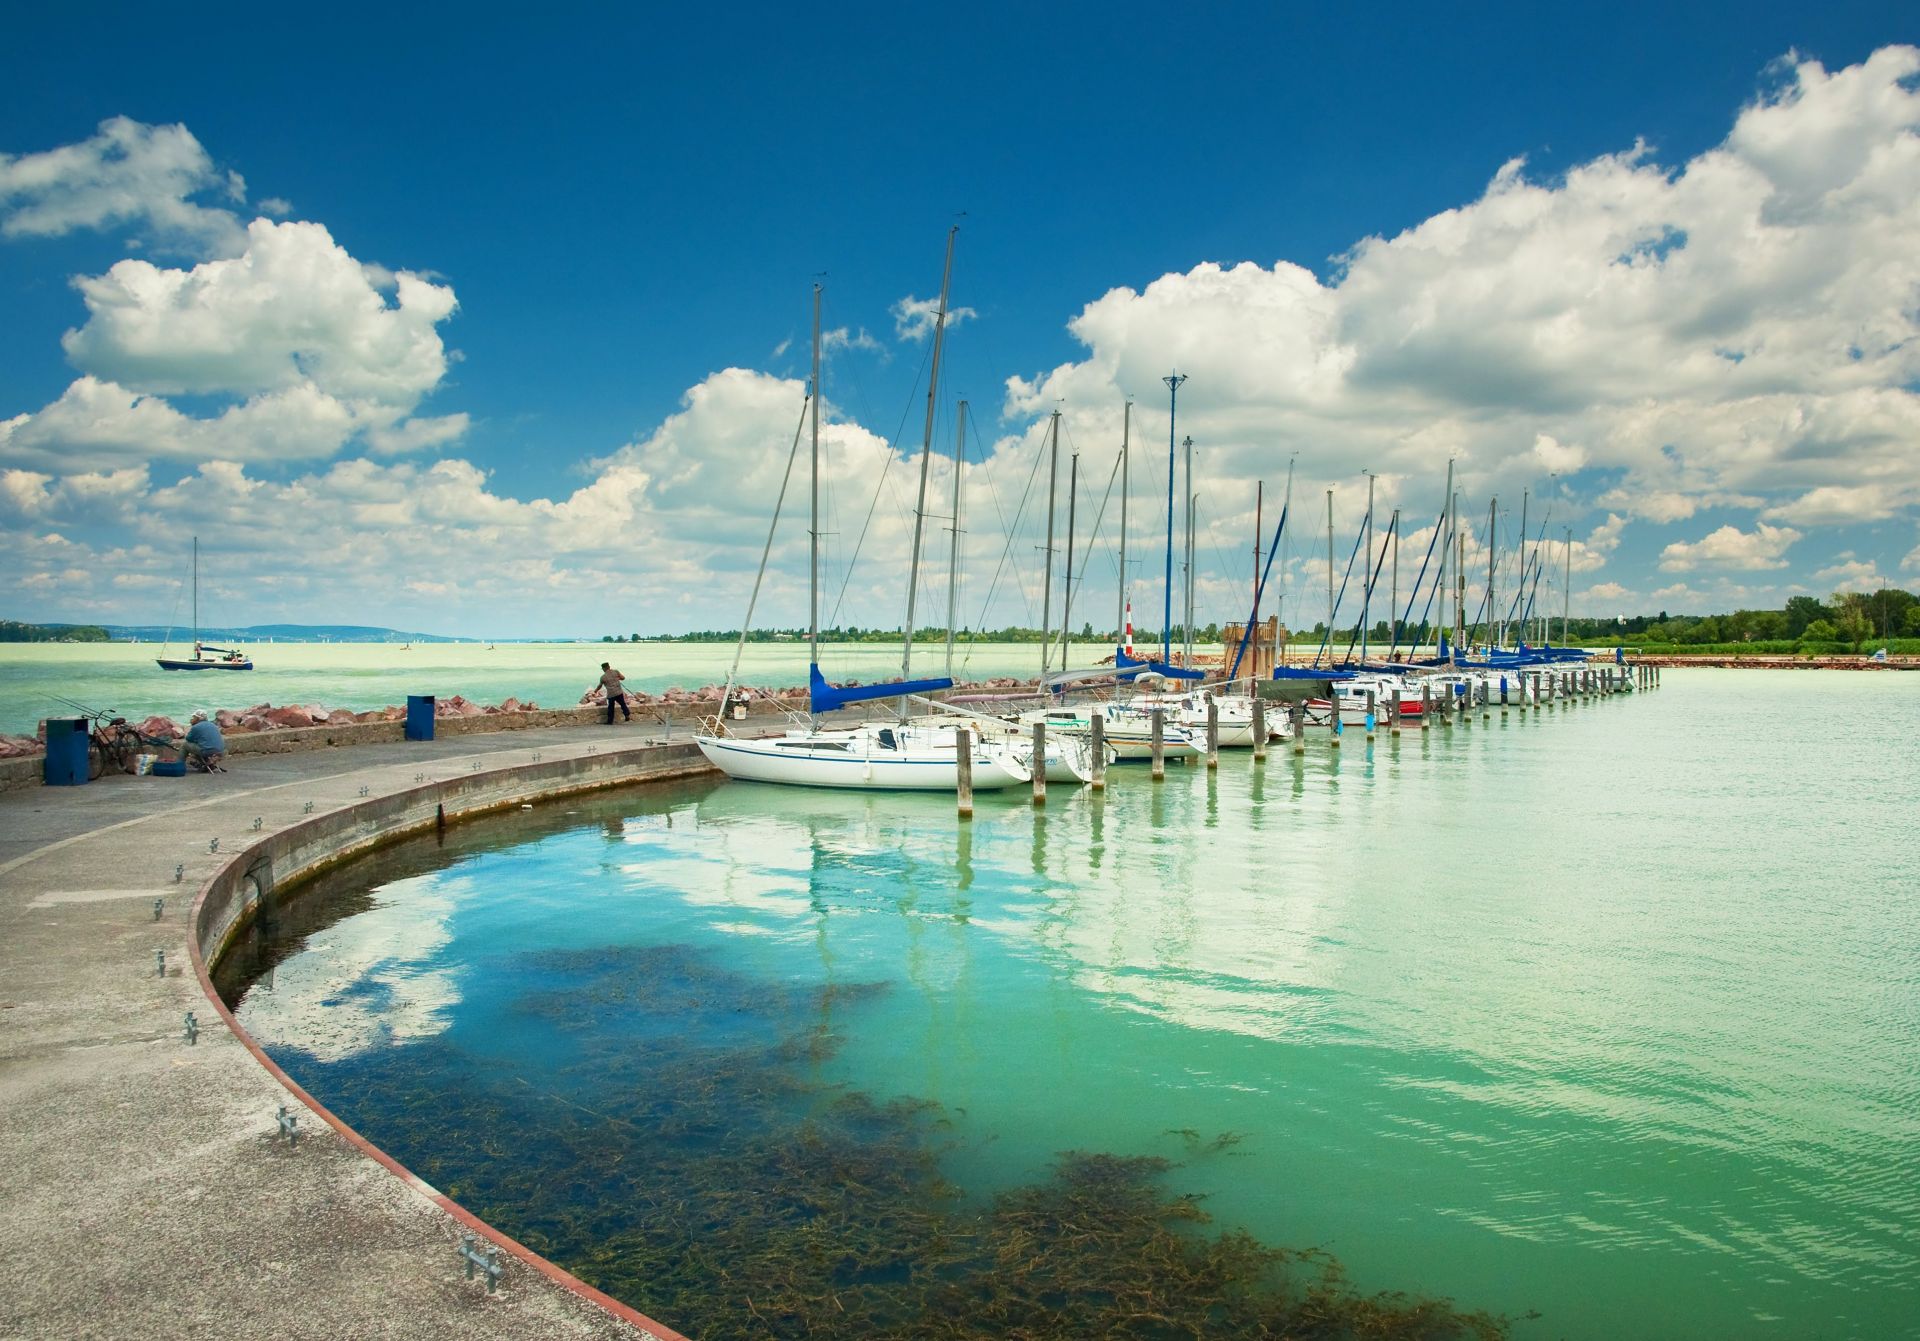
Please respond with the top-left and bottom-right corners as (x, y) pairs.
(182, 711), (227, 772)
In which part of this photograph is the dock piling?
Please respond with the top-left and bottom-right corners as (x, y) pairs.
(1089, 713), (1106, 789)
(1421, 683), (1431, 731)
(1206, 696), (1219, 769)
(1251, 696), (1267, 761)
(955, 727), (973, 818)
(1292, 701), (1306, 754)
(1032, 720), (1047, 806)
(1151, 708), (1166, 780)
(1365, 690), (1376, 742)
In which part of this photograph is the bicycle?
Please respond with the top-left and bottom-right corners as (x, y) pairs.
(50, 697), (181, 780)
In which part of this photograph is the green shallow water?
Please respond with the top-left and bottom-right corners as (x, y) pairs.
(222, 669), (1920, 1339)
(0, 639), (1046, 736)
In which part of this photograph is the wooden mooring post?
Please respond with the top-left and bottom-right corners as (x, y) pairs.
(1089, 712), (1106, 790)
(1421, 682), (1431, 731)
(1364, 690), (1376, 742)
(1151, 707), (1166, 780)
(955, 726), (973, 819)
(1292, 701), (1306, 755)
(1031, 719), (1047, 806)
(1206, 696), (1219, 769)
(1251, 696), (1267, 761)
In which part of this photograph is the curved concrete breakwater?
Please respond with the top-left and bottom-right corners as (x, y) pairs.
(0, 721), (714, 1340)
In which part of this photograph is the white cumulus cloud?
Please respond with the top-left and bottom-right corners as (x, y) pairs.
(1658, 522), (1802, 571)
(0, 116), (246, 255)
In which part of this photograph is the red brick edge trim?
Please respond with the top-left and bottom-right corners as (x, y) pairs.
(187, 811), (693, 1341)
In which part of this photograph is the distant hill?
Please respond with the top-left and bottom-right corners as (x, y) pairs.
(100, 623), (467, 643)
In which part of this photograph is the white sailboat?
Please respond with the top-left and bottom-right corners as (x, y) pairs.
(695, 254), (1030, 792)
(156, 536), (252, 672)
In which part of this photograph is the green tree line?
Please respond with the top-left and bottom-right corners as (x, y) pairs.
(0, 620), (112, 643)
(608, 588), (1920, 655)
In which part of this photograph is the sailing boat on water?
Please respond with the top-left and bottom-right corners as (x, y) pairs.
(156, 537), (252, 672)
(695, 256), (1029, 792)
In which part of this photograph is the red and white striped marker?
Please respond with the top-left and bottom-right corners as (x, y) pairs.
(1124, 601), (1135, 656)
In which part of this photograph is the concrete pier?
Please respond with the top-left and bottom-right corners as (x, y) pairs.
(0, 723), (703, 1341)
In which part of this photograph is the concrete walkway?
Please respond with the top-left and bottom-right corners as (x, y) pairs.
(0, 722), (704, 1341)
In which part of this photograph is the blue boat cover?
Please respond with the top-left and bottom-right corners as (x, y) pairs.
(809, 663), (954, 715)
(1116, 648), (1203, 680)
(1272, 665), (1355, 681)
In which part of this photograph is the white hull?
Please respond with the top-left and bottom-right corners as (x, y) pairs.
(696, 728), (1030, 791)
(930, 717), (1098, 784)
(1020, 708), (1201, 762)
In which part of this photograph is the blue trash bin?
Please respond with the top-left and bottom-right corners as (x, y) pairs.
(44, 718), (90, 786)
(405, 695), (436, 741)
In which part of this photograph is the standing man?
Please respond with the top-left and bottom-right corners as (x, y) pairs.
(597, 662), (631, 724)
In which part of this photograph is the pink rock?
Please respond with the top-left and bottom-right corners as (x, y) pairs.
(262, 707), (316, 729)
(238, 714), (272, 732)
(215, 709), (243, 729)
(498, 697), (521, 713)
(136, 715), (180, 740)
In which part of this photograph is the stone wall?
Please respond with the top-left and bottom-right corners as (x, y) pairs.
(194, 741), (714, 969)
(0, 696), (805, 793)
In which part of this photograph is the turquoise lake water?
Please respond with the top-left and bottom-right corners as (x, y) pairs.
(0, 640), (1050, 736)
(220, 669), (1920, 1339)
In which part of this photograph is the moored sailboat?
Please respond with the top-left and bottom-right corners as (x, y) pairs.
(156, 537), (252, 672)
(695, 257), (1030, 792)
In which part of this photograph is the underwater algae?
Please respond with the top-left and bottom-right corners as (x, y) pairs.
(267, 943), (1514, 1340)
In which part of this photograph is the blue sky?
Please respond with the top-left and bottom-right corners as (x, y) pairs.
(2, 3), (1917, 637)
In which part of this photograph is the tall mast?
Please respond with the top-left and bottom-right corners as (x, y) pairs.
(1484, 497), (1497, 648)
(1514, 488), (1528, 648)
(1279, 456), (1295, 638)
(1326, 489), (1335, 647)
(191, 535), (198, 650)
(1390, 507), (1400, 657)
(1117, 401), (1130, 649)
(809, 285), (821, 677)
(1058, 452), (1079, 673)
(1361, 471), (1375, 663)
(1039, 410), (1061, 678)
(1563, 526), (1572, 645)
(901, 224), (957, 685)
(1161, 373), (1186, 664)
(1251, 480), (1263, 679)
(1439, 459), (1453, 652)
(1455, 497), (1466, 654)
(1182, 434), (1195, 663)
(945, 399), (967, 678)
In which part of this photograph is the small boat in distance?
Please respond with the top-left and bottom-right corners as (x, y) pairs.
(156, 537), (253, 672)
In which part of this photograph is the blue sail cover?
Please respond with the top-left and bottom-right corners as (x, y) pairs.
(1116, 647), (1203, 680)
(1273, 665), (1355, 681)
(809, 663), (953, 715)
